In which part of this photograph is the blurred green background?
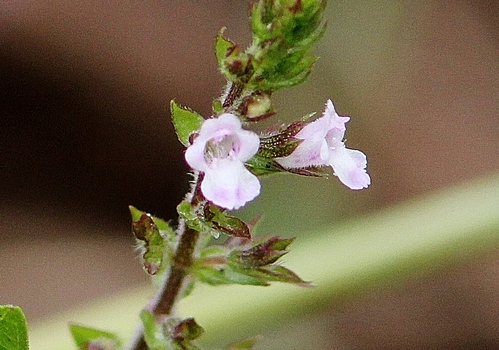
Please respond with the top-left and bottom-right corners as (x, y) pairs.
(1, 1), (499, 349)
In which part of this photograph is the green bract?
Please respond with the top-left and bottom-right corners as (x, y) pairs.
(215, 28), (236, 73)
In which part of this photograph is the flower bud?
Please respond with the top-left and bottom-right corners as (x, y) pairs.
(238, 91), (274, 121)
(230, 236), (294, 267)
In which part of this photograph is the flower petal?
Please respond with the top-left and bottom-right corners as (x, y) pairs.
(201, 160), (261, 210)
(329, 147), (371, 190)
(199, 113), (241, 142)
(185, 139), (209, 172)
(276, 138), (328, 168)
(234, 129), (260, 162)
(324, 99), (350, 132)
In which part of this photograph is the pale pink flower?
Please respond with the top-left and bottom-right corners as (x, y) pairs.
(277, 100), (370, 190)
(185, 113), (261, 209)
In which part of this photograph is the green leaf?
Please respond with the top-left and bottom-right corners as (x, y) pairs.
(140, 310), (168, 350)
(171, 100), (204, 147)
(130, 206), (175, 275)
(204, 236), (310, 286)
(0, 305), (28, 350)
(177, 201), (196, 221)
(129, 205), (144, 221)
(229, 236), (294, 267)
(207, 204), (251, 239)
(212, 99), (224, 115)
(178, 200), (248, 239)
(192, 265), (269, 286)
(258, 265), (309, 285)
(177, 201), (218, 237)
(200, 245), (229, 259)
(215, 28), (236, 69)
(69, 324), (121, 349)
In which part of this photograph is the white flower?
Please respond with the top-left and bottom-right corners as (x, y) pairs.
(277, 100), (371, 190)
(185, 113), (261, 209)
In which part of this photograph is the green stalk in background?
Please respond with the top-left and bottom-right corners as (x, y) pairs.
(29, 173), (499, 349)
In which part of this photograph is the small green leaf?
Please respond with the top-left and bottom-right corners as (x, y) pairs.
(212, 98), (224, 115)
(200, 245), (229, 259)
(215, 28), (236, 68)
(177, 201), (196, 221)
(171, 100), (204, 147)
(266, 236), (295, 251)
(129, 205), (144, 221)
(207, 204), (251, 239)
(193, 265), (269, 286)
(140, 310), (168, 350)
(69, 323), (121, 349)
(177, 201), (217, 236)
(194, 236), (311, 287)
(0, 305), (29, 350)
(258, 264), (309, 285)
(130, 207), (175, 275)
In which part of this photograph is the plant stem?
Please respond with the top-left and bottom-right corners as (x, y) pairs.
(222, 82), (244, 109)
(154, 226), (199, 315)
(127, 179), (201, 350)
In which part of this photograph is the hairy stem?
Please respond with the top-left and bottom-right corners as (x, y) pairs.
(127, 180), (201, 350)
(154, 226), (199, 315)
(222, 81), (244, 109)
